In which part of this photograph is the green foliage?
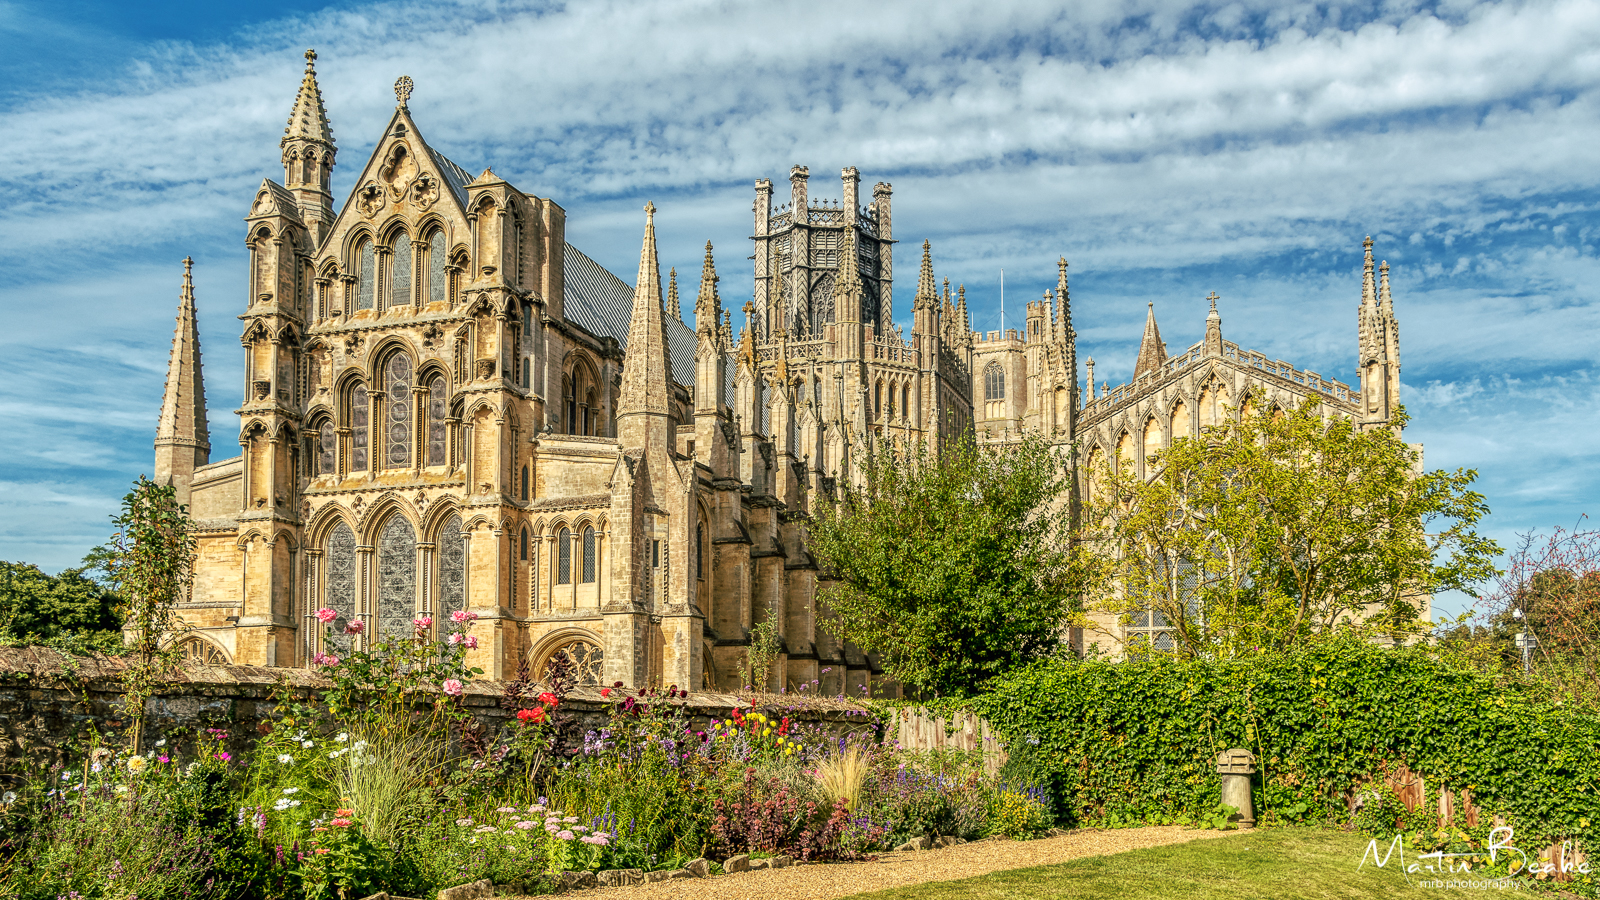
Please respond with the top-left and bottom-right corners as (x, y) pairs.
(977, 636), (1600, 848)
(1086, 403), (1501, 655)
(0, 559), (123, 646)
(809, 433), (1086, 696)
(106, 476), (197, 753)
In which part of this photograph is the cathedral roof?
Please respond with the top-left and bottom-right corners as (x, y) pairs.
(562, 242), (699, 389)
(424, 144), (473, 210)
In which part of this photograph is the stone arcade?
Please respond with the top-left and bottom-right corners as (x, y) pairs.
(152, 54), (1411, 684)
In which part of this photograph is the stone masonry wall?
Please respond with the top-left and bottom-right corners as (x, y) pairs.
(0, 647), (879, 772)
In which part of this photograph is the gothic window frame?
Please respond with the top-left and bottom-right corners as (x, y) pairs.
(313, 414), (337, 477)
(581, 525), (596, 584)
(386, 225), (413, 310)
(435, 514), (467, 632)
(520, 464), (530, 502)
(375, 512), (418, 642)
(381, 352), (414, 470)
(426, 227), (448, 307)
(346, 380), (370, 473)
(984, 362), (1005, 401)
(520, 525), (529, 562)
(355, 235), (375, 311)
(557, 526), (572, 584)
(425, 373), (449, 467)
(323, 521), (358, 655)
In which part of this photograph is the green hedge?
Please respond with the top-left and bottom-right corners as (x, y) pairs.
(975, 638), (1600, 845)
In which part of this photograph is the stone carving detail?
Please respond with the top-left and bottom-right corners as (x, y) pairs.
(476, 358), (497, 380)
(324, 522), (357, 654)
(253, 380), (271, 400)
(420, 323), (443, 348)
(376, 515), (417, 642)
(344, 333), (364, 355)
(413, 172), (439, 211)
(251, 191), (274, 217)
(356, 181), (386, 218)
(437, 515), (466, 628)
(380, 143), (418, 201)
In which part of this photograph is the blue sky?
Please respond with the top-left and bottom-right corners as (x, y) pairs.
(1, 0), (1596, 620)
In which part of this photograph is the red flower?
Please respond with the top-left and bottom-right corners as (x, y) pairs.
(538, 691), (559, 706)
(600, 688), (612, 698)
(517, 707), (546, 725)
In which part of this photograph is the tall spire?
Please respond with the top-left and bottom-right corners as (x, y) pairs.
(284, 50), (335, 145)
(1361, 235), (1376, 310)
(154, 257), (211, 508)
(618, 203), (674, 440)
(1378, 260), (1393, 315)
(1132, 302), (1168, 380)
(1055, 257), (1071, 345)
(914, 240), (936, 309)
(668, 267), (681, 320)
(694, 241), (721, 336)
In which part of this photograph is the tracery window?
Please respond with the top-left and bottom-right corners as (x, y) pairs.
(557, 527), (572, 584)
(177, 637), (228, 666)
(984, 363), (1005, 401)
(581, 526), (596, 584)
(350, 385), (369, 472)
(376, 514), (416, 641)
(324, 522), (357, 654)
(437, 515), (466, 628)
(357, 238), (375, 310)
(426, 376), (448, 466)
(386, 355), (412, 468)
(317, 420), (336, 476)
(390, 235), (412, 307)
(537, 639), (603, 687)
(428, 230), (447, 305)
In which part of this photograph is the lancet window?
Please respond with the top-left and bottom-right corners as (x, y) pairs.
(581, 526), (596, 584)
(350, 385), (369, 472)
(428, 230), (447, 306)
(356, 238), (375, 310)
(557, 527), (572, 584)
(385, 355), (412, 468)
(426, 376), (448, 466)
(390, 234), (412, 307)
(437, 515), (465, 629)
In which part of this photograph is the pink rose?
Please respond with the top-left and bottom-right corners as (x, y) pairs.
(317, 654), (340, 668)
(344, 620), (365, 635)
(413, 616), (433, 630)
(450, 610), (478, 624)
(443, 679), (464, 697)
(463, 634), (478, 649)
(448, 632), (479, 650)
(315, 608), (338, 624)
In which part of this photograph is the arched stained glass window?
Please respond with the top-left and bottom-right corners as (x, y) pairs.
(351, 385), (369, 472)
(376, 515), (416, 641)
(390, 236), (412, 307)
(520, 464), (530, 502)
(581, 526), (596, 584)
(901, 384), (909, 420)
(557, 527), (572, 584)
(428, 231), (447, 305)
(386, 355), (412, 468)
(357, 238), (375, 310)
(984, 363), (1005, 401)
(520, 526), (529, 561)
(426, 376), (447, 466)
(437, 515), (466, 627)
(318, 420), (336, 475)
(324, 522), (356, 654)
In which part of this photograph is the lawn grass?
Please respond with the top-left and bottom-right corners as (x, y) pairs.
(845, 828), (1506, 900)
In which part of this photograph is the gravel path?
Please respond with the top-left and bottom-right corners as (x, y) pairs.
(538, 826), (1244, 900)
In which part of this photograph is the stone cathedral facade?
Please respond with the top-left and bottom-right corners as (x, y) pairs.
(153, 53), (1409, 682)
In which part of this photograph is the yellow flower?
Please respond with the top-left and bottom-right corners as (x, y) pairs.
(785, 746), (795, 755)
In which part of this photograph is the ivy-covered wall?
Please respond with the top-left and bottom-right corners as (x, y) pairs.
(976, 639), (1600, 846)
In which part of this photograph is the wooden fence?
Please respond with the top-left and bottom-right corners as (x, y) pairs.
(890, 707), (1008, 776)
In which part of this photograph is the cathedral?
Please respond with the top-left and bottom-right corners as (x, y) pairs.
(152, 52), (1409, 686)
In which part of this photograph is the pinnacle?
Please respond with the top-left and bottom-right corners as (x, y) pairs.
(667, 267), (679, 318)
(283, 48), (335, 146)
(915, 240), (936, 308)
(1133, 301), (1167, 380)
(696, 241), (721, 334)
(618, 203), (672, 421)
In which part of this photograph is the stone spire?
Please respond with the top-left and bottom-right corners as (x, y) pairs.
(1204, 290), (1223, 356)
(617, 203), (674, 452)
(284, 50), (335, 145)
(154, 257), (211, 508)
(836, 226), (863, 319)
(914, 240), (936, 309)
(957, 284), (969, 333)
(668, 267), (682, 320)
(1379, 259), (1394, 316)
(1132, 302), (1168, 380)
(281, 49), (336, 242)
(1055, 257), (1072, 345)
(694, 241), (720, 335)
(1361, 235), (1377, 311)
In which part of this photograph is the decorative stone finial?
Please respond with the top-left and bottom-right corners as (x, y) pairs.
(394, 75), (414, 107)
(1208, 291), (1219, 312)
(1363, 235), (1374, 251)
(305, 49), (317, 68)
(644, 200), (656, 223)
(183, 256), (194, 278)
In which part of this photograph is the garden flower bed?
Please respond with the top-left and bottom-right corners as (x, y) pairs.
(0, 613), (1054, 900)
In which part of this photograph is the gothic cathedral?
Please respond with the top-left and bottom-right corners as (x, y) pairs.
(153, 53), (1409, 682)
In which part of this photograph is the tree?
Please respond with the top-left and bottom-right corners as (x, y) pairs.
(105, 476), (196, 752)
(1085, 403), (1499, 656)
(807, 434), (1085, 697)
(0, 559), (122, 643)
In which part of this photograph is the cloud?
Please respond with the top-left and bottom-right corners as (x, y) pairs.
(0, 0), (1596, 608)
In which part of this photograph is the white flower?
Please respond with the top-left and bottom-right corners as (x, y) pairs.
(282, 787), (299, 795)
(1, 791), (15, 804)
(155, 739), (167, 748)
(277, 754), (294, 765)
(335, 732), (349, 743)
(114, 786), (127, 795)
(353, 740), (368, 752)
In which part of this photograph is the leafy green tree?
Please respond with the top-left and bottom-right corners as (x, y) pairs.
(106, 476), (197, 752)
(807, 434), (1085, 697)
(1085, 403), (1499, 656)
(0, 560), (122, 642)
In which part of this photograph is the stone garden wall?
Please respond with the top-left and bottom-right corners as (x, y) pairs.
(0, 647), (879, 770)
